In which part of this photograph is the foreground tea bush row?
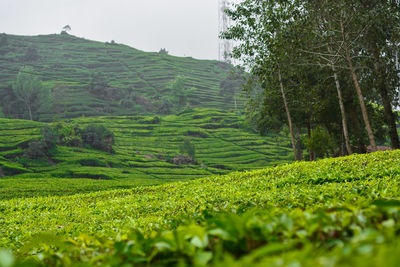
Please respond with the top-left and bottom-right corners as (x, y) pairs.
(0, 151), (399, 266)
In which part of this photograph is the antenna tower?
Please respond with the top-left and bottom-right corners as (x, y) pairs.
(219, 0), (234, 63)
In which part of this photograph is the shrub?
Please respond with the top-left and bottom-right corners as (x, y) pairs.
(40, 126), (59, 149)
(54, 123), (82, 147)
(25, 126), (60, 159)
(81, 125), (114, 153)
(149, 116), (161, 124)
(24, 123), (114, 158)
(179, 138), (195, 159)
(24, 138), (48, 159)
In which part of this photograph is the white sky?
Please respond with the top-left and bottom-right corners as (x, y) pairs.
(0, 0), (233, 60)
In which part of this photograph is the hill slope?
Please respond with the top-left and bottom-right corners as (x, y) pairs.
(0, 109), (293, 199)
(1, 150), (399, 266)
(0, 33), (242, 120)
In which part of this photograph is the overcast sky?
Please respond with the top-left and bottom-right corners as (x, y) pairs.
(0, 0), (232, 60)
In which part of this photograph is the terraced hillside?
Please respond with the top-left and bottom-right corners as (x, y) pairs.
(0, 109), (293, 198)
(0, 33), (242, 120)
(1, 151), (399, 266)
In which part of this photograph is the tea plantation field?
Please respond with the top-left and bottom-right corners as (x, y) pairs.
(0, 33), (242, 120)
(0, 109), (293, 199)
(0, 150), (399, 266)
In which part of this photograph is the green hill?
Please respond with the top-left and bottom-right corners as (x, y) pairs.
(1, 150), (399, 266)
(0, 33), (242, 121)
(0, 108), (293, 199)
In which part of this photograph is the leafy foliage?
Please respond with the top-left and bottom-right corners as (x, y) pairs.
(81, 124), (114, 153)
(11, 67), (49, 121)
(179, 137), (196, 159)
(304, 126), (334, 158)
(0, 151), (399, 266)
(166, 75), (196, 112)
(24, 126), (59, 159)
(221, 0), (400, 156)
(24, 123), (113, 158)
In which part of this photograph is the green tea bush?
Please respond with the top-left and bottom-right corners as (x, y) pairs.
(1, 151), (400, 266)
(78, 158), (107, 167)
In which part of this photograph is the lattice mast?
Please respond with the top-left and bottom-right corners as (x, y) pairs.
(218, 0), (233, 63)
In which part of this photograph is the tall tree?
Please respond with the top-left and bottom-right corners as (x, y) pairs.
(360, 1), (400, 149)
(222, 0), (400, 158)
(222, 0), (309, 160)
(307, 0), (378, 151)
(12, 67), (47, 121)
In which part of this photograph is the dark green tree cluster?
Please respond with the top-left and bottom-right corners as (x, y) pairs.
(154, 75), (195, 114)
(159, 48), (169, 55)
(89, 72), (112, 100)
(25, 126), (60, 159)
(25, 123), (114, 159)
(89, 72), (137, 111)
(81, 124), (115, 153)
(221, 0), (400, 160)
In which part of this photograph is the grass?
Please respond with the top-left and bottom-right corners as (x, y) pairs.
(0, 150), (399, 266)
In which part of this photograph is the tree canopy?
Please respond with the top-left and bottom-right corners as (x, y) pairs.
(222, 0), (400, 160)
(11, 66), (49, 121)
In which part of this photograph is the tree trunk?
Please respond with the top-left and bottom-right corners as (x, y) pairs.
(348, 105), (367, 153)
(371, 48), (400, 149)
(331, 62), (352, 154)
(327, 37), (352, 154)
(307, 119), (314, 161)
(340, 19), (377, 152)
(340, 128), (345, 156)
(296, 127), (303, 161)
(278, 69), (298, 161)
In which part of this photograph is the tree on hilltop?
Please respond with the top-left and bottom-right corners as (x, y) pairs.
(159, 48), (169, 55)
(61, 25), (71, 34)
